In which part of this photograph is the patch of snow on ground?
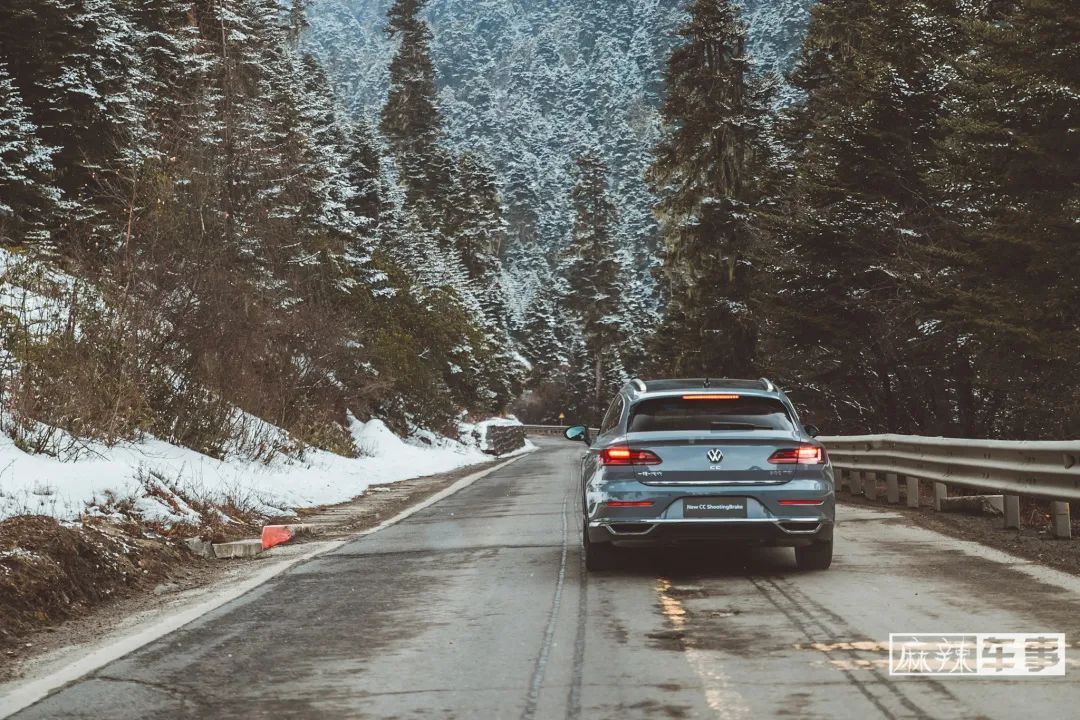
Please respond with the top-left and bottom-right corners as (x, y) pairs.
(0, 415), (528, 523)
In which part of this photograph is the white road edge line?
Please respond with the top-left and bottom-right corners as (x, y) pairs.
(0, 452), (532, 719)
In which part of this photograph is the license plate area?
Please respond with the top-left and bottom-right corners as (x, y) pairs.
(683, 497), (747, 519)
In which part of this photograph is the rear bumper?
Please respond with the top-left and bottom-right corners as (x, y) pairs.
(587, 518), (834, 548)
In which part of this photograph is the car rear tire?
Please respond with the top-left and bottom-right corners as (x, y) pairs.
(795, 540), (833, 571)
(583, 524), (620, 571)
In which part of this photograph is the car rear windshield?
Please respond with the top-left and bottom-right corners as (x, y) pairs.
(628, 396), (794, 433)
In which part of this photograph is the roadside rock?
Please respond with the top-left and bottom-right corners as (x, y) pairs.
(183, 538), (215, 559)
(485, 425), (526, 455)
(939, 495), (1004, 516)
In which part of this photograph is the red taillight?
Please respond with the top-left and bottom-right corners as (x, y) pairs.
(606, 501), (655, 507)
(768, 445), (826, 464)
(681, 394), (740, 400)
(601, 447), (662, 466)
(778, 499), (826, 506)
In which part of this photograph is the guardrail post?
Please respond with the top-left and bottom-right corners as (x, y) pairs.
(886, 473), (900, 504)
(848, 469), (861, 495)
(906, 476), (919, 508)
(1003, 495), (1021, 530)
(863, 471), (878, 500)
(1051, 501), (1072, 539)
(933, 482), (947, 511)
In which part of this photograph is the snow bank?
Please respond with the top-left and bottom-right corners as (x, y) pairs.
(0, 416), (527, 524)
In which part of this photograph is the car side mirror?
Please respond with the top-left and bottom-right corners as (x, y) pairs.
(564, 424), (590, 444)
(804, 424), (820, 438)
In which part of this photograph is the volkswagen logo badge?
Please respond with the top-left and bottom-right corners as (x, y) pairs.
(706, 448), (724, 464)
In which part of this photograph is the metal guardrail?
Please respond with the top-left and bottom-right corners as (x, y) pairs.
(521, 424), (599, 437)
(822, 434), (1079, 538)
(520, 424), (566, 436)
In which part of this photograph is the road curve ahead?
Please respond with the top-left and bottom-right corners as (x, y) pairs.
(12, 437), (1080, 719)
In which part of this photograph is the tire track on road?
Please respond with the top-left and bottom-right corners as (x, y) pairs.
(764, 576), (968, 713)
(747, 575), (905, 719)
(566, 453), (588, 720)
(520, 476), (572, 720)
(750, 575), (971, 719)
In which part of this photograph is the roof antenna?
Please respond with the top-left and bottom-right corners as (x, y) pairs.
(703, 377), (710, 388)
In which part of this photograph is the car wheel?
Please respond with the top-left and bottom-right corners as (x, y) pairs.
(583, 522), (620, 571)
(795, 540), (833, 571)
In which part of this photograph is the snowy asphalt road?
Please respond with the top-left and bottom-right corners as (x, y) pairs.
(11, 437), (1080, 719)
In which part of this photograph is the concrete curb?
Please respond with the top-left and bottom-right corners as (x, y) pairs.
(213, 539), (264, 559)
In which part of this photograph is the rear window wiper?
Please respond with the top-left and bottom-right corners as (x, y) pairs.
(708, 422), (773, 431)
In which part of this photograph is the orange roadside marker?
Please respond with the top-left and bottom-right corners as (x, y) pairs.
(261, 524), (296, 550)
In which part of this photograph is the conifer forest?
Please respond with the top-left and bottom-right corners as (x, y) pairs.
(1, 0), (1076, 450)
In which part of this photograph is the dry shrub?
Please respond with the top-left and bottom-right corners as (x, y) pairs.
(123, 467), (295, 543)
(7, 307), (147, 446)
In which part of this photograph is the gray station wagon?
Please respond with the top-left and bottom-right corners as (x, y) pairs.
(564, 378), (835, 571)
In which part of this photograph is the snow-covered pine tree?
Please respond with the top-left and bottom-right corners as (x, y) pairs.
(557, 153), (629, 422)
(376, 0), (524, 412)
(128, 0), (209, 160)
(446, 152), (524, 405)
(445, 153), (509, 319)
(380, 0), (445, 203)
(612, 243), (656, 375)
(0, 0), (149, 255)
(558, 331), (601, 425)
(766, 0), (962, 434)
(0, 62), (63, 249)
(293, 52), (379, 286)
(343, 118), (385, 237)
(519, 282), (566, 384)
(647, 0), (774, 379)
(928, 0), (1080, 438)
(0, 0), (544, 448)
(374, 156), (464, 307)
